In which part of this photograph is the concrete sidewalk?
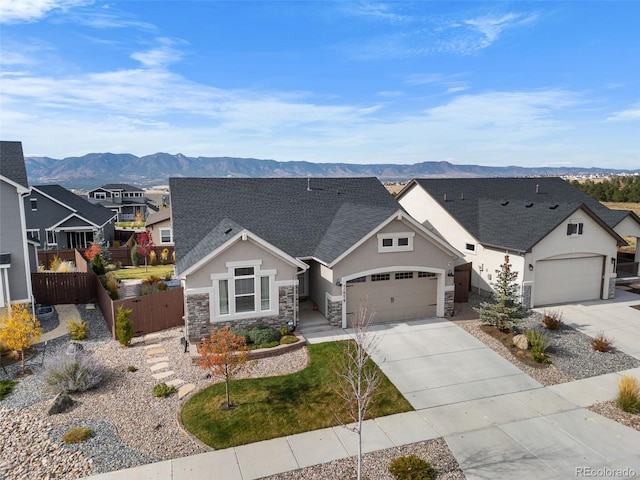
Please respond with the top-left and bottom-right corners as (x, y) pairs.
(86, 314), (640, 480)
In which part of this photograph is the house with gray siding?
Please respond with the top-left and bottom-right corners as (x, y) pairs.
(0, 141), (36, 306)
(87, 183), (157, 222)
(25, 185), (117, 250)
(171, 177), (460, 342)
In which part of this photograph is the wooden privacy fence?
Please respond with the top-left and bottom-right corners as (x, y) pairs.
(97, 279), (184, 340)
(31, 272), (97, 305)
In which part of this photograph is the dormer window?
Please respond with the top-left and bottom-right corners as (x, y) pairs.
(377, 232), (414, 253)
(567, 222), (584, 236)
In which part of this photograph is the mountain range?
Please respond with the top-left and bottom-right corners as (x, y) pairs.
(24, 152), (640, 190)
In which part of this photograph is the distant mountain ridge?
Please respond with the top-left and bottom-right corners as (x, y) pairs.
(24, 152), (639, 190)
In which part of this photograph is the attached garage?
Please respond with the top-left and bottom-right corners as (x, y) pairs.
(534, 256), (604, 306)
(345, 271), (438, 326)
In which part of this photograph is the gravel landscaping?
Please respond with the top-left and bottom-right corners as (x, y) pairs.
(0, 305), (465, 480)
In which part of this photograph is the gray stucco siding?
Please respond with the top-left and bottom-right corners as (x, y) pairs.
(0, 180), (30, 301)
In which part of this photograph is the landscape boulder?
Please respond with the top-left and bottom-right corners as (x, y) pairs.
(512, 334), (529, 350)
(48, 392), (74, 415)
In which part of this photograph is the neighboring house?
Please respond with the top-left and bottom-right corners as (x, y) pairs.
(25, 185), (117, 250)
(145, 208), (173, 246)
(87, 183), (157, 222)
(397, 177), (640, 308)
(0, 141), (37, 306)
(171, 177), (460, 341)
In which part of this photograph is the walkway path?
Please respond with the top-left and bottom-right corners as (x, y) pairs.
(141, 333), (195, 400)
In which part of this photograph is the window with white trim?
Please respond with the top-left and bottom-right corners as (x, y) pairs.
(159, 228), (173, 244)
(30, 199), (37, 211)
(46, 230), (57, 247)
(377, 232), (414, 253)
(94, 192), (106, 200)
(27, 229), (40, 241)
(347, 276), (366, 284)
(213, 261), (276, 320)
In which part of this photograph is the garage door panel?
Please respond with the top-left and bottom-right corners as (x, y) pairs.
(346, 274), (437, 325)
(534, 256), (603, 306)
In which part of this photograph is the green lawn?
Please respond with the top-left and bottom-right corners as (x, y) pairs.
(112, 265), (174, 280)
(181, 342), (413, 449)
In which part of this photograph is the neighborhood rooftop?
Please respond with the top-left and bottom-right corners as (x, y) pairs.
(170, 177), (401, 274)
(410, 177), (629, 253)
(0, 141), (29, 188)
(34, 184), (117, 226)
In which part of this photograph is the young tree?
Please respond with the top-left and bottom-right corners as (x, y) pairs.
(334, 299), (381, 480)
(479, 255), (523, 332)
(0, 303), (43, 374)
(93, 229), (111, 264)
(115, 306), (134, 347)
(198, 327), (248, 410)
(84, 242), (101, 261)
(135, 229), (155, 272)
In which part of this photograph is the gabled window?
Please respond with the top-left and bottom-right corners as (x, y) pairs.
(159, 228), (173, 244)
(567, 222), (584, 236)
(213, 260), (276, 320)
(94, 192), (106, 200)
(377, 232), (415, 253)
(30, 199), (37, 211)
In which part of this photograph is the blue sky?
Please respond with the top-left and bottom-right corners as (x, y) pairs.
(1, 1), (639, 169)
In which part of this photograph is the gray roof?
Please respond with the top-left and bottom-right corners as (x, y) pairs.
(96, 183), (144, 192)
(35, 184), (117, 226)
(410, 177), (626, 252)
(170, 177), (400, 274)
(146, 208), (171, 226)
(0, 141), (28, 188)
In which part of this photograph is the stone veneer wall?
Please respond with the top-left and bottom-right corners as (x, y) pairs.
(326, 299), (342, 326)
(608, 277), (616, 300)
(185, 285), (297, 342)
(444, 290), (454, 317)
(522, 284), (533, 309)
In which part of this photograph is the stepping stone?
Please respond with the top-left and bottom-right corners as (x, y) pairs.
(150, 362), (169, 372)
(145, 332), (163, 341)
(144, 344), (162, 350)
(152, 370), (174, 380)
(178, 383), (195, 400)
(147, 356), (169, 364)
(85, 304), (95, 310)
(166, 379), (185, 387)
(147, 348), (166, 356)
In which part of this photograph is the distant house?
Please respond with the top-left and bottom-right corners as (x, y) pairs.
(87, 183), (157, 222)
(397, 177), (640, 307)
(0, 141), (37, 306)
(145, 208), (173, 246)
(171, 177), (460, 341)
(25, 185), (117, 250)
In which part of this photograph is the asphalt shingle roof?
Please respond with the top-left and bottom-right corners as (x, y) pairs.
(170, 177), (400, 274)
(35, 185), (117, 226)
(98, 183), (144, 192)
(0, 141), (28, 188)
(412, 177), (627, 252)
(145, 209), (171, 226)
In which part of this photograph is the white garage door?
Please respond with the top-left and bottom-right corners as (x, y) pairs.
(345, 271), (438, 326)
(534, 256), (603, 306)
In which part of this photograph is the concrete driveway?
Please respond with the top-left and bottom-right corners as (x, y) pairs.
(364, 316), (640, 480)
(534, 288), (640, 359)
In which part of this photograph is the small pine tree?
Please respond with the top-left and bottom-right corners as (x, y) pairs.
(93, 229), (111, 264)
(92, 253), (106, 276)
(130, 243), (141, 267)
(479, 255), (523, 332)
(116, 306), (134, 347)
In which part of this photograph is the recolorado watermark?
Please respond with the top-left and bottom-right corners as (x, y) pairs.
(576, 466), (636, 478)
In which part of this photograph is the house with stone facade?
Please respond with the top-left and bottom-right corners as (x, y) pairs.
(170, 177), (460, 342)
(397, 177), (640, 308)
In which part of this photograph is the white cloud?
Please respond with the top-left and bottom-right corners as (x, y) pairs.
(0, 0), (91, 24)
(130, 38), (186, 69)
(343, 2), (412, 25)
(606, 103), (640, 122)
